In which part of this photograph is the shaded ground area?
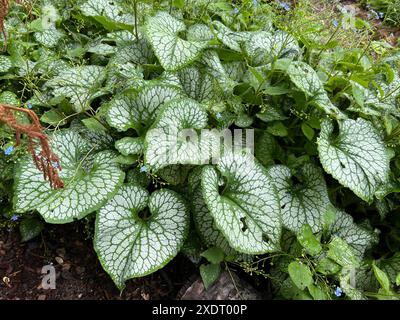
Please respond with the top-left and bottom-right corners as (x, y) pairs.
(0, 224), (196, 300)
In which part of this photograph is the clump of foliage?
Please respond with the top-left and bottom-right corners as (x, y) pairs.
(0, 0), (400, 299)
(364, 0), (400, 26)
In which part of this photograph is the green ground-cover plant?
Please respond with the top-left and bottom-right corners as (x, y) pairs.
(0, 0), (400, 299)
(363, 0), (400, 26)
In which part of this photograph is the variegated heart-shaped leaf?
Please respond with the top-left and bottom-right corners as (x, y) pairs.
(14, 130), (124, 223)
(45, 65), (107, 112)
(268, 164), (330, 233)
(317, 118), (390, 203)
(95, 184), (189, 289)
(143, 12), (208, 71)
(106, 84), (183, 133)
(287, 61), (345, 119)
(201, 152), (282, 254)
(145, 98), (220, 170)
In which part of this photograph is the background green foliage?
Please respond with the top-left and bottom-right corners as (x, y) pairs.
(363, 0), (400, 26)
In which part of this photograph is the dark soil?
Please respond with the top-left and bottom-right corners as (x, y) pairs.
(0, 223), (197, 300)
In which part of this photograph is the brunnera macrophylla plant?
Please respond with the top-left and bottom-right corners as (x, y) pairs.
(1, 0), (400, 298)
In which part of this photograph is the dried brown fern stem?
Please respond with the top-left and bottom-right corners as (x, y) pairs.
(0, 0), (9, 51)
(0, 104), (64, 189)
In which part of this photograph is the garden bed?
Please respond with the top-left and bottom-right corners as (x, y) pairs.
(0, 225), (196, 300)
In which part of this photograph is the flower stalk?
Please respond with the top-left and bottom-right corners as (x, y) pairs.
(0, 104), (64, 189)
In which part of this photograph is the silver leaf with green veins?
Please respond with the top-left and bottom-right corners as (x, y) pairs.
(45, 65), (107, 113)
(145, 98), (217, 170)
(110, 38), (154, 66)
(317, 118), (390, 203)
(95, 184), (189, 289)
(34, 29), (64, 48)
(80, 0), (135, 26)
(115, 137), (144, 156)
(245, 30), (299, 66)
(106, 85), (183, 133)
(187, 24), (214, 42)
(287, 61), (345, 118)
(212, 21), (250, 52)
(69, 119), (114, 152)
(201, 50), (235, 95)
(354, 76), (400, 117)
(201, 152), (282, 254)
(177, 65), (220, 102)
(330, 209), (378, 258)
(379, 253), (400, 285)
(0, 56), (12, 73)
(14, 130), (124, 223)
(143, 12), (208, 71)
(189, 168), (239, 257)
(268, 164), (330, 233)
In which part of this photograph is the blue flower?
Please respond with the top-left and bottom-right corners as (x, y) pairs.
(51, 161), (60, 169)
(4, 146), (14, 156)
(27, 102), (32, 109)
(140, 165), (147, 173)
(252, 0), (258, 7)
(378, 12), (384, 19)
(233, 7), (239, 14)
(216, 112), (222, 120)
(332, 20), (339, 28)
(278, 1), (290, 11)
(335, 286), (343, 297)
(10, 214), (19, 221)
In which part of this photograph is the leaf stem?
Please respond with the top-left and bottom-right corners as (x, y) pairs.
(133, 0), (139, 41)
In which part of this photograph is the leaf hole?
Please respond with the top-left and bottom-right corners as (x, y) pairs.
(262, 234), (270, 243)
(240, 217), (248, 232)
(218, 176), (227, 194)
(281, 203), (286, 209)
(330, 121), (341, 141)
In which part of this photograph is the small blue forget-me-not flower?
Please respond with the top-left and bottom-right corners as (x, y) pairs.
(335, 286), (343, 297)
(233, 7), (239, 14)
(216, 112), (222, 120)
(140, 165), (148, 173)
(4, 146), (14, 156)
(27, 102), (32, 109)
(278, 1), (290, 11)
(252, 0), (258, 7)
(10, 214), (19, 221)
(333, 20), (339, 28)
